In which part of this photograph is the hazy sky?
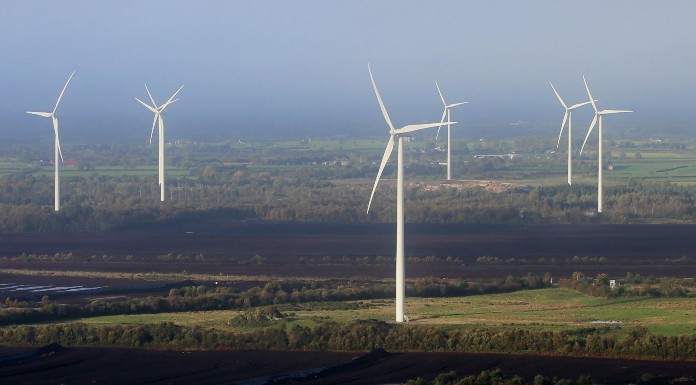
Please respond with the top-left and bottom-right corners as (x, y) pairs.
(1, 1), (695, 141)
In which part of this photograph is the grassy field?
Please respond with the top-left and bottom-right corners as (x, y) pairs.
(4, 139), (696, 183)
(71, 289), (696, 337)
(272, 138), (388, 151)
(1, 164), (191, 178)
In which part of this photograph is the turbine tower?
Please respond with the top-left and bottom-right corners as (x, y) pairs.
(135, 85), (183, 201)
(549, 81), (593, 185)
(435, 81), (467, 180)
(27, 71), (75, 212)
(366, 65), (455, 323)
(579, 76), (632, 213)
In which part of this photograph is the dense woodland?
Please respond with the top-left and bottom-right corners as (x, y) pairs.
(1, 136), (696, 232)
(3, 173), (696, 232)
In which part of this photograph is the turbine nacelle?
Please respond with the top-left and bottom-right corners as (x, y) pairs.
(26, 72), (74, 162)
(135, 84), (183, 202)
(550, 81), (597, 149)
(435, 80), (467, 140)
(366, 65), (446, 214)
(369, 65), (447, 323)
(136, 85), (184, 144)
(549, 81), (593, 112)
(26, 71), (74, 212)
(580, 76), (632, 154)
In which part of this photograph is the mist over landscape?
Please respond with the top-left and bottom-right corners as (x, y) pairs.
(1, 1), (696, 141)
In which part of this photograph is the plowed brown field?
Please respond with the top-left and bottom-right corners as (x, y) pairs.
(0, 346), (694, 385)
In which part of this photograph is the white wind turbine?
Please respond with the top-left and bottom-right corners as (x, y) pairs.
(435, 81), (467, 180)
(549, 81), (594, 185)
(366, 65), (455, 323)
(27, 71), (75, 212)
(580, 76), (632, 213)
(135, 85), (184, 201)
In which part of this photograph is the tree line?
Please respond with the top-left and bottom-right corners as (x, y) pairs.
(1, 319), (694, 360)
(2, 170), (696, 232)
(406, 369), (597, 385)
(560, 272), (690, 298)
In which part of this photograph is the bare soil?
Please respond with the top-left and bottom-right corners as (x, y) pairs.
(0, 346), (693, 385)
(0, 222), (694, 303)
(0, 222), (694, 276)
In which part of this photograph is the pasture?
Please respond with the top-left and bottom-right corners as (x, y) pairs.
(3, 137), (696, 184)
(69, 288), (696, 337)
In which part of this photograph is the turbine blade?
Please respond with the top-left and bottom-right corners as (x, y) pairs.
(557, 111), (568, 148)
(368, 64), (395, 132)
(583, 76), (598, 113)
(27, 111), (52, 118)
(580, 114), (598, 154)
(162, 85), (184, 108)
(436, 81), (446, 107)
(600, 109), (633, 114)
(549, 81), (567, 109)
(52, 117), (64, 162)
(135, 98), (158, 114)
(160, 98), (179, 111)
(395, 122), (452, 135)
(52, 71), (75, 114)
(568, 100), (594, 110)
(448, 102), (468, 108)
(149, 113), (158, 145)
(367, 135), (395, 214)
(435, 108), (447, 140)
(145, 85), (157, 107)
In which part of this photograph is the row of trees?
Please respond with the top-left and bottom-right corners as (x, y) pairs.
(1, 319), (695, 359)
(560, 272), (690, 298)
(406, 369), (596, 385)
(3, 169), (696, 231)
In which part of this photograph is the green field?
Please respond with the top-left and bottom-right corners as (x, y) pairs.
(4, 138), (696, 183)
(610, 159), (696, 182)
(0, 164), (191, 178)
(70, 289), (696, 337)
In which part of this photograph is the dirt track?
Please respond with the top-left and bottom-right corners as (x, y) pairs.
(0, 346), (694, 385)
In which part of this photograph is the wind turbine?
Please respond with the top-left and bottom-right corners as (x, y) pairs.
(366, 64), (455, 323)
(27, 71), (75, 212)
(549, 81), (594, 185)
(579, 76), (632, 213)
(435, 81), (467, 180)
(135, 85), (183, 201)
